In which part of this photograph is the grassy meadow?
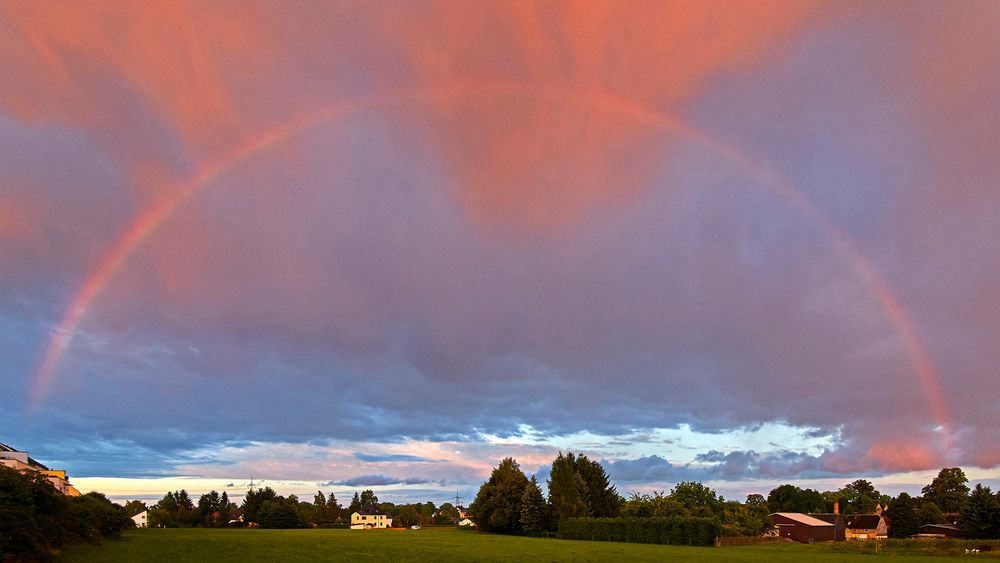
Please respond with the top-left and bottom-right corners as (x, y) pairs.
(58, 528), (995, 562)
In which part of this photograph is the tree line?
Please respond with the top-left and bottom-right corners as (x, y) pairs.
(131, 486), (463, 529)
(469, 457), (1000, 539)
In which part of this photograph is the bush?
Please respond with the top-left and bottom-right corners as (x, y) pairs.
(0, 467), (129, 561)
(558, 516), (721, 546)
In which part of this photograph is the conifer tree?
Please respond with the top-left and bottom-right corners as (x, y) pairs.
(520, 476), (548, 532)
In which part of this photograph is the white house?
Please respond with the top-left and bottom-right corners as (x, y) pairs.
(131, 510), (149, 528)
(351, 508), (392, 529)
(458, 518), (474, 527)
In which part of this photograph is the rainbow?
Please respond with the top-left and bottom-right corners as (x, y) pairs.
(27, 81), (953, 454)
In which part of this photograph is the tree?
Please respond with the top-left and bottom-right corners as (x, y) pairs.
(151, 490), (196, 527)
(520, 476), (548, 533)
(435, 502), (459, 524)
(746, 494), (767, 508)
(670, 482), (722, 516)
(122, 500), (147, 518)
(574, 454), (622, 517)
(620, 491), (686, 518)
(469, 457), (529, 533)
(886, 493), (920, 538)
(960, 484), (999, 539)
(257, 497), (304, 529)
(219, 491), (232, 524)
(922, 468), (970, 513)
(915, 498), (945, 526)
(198, 491), (225, 526)
(242, 486), (277, 525)
(359, 489), (379, 510)
(837, 480), (881, 514)
(326, 492), (342, 523)
(348, 492), (361, 514)
(767, 484), (824, 514)
(548, 452), (589, 522)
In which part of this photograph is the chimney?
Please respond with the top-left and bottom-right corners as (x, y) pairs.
(834, 501), (839, 514)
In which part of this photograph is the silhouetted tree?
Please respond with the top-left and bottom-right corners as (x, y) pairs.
(961, 484), (999, 539)
(469, 457), (529, 533)
(887, 492), (920, 538)
(922, 468), (970, 513)
(520, 476), (548, 532)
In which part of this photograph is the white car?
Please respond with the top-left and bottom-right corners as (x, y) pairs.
(411, 525), (421, 530)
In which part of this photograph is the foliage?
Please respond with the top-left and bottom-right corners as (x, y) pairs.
(258, 497), (305, 529)
(960, 483), (999, 539)
(621, 491), (685, 518)
(921, 467), (970, 513)
(914, 497), (945, 526)
(767, 484), (824, 514)
(886, 492), (920, 538)
(548, 452), (589, 521)
(242, 486), (278, 525)
(520, 476), (548, 533)
(150, 489), (197, 528)
(836, 480), (881, 514)
(719, 500), (771, 537)
(669, 482), (722, 517)
(573, 454), (622, 518)
(434, 502), (459, 525)
(558, 516), (722, 546)
(359, 489), (379, 510)
(0, 466), (129, 561)
(469, 457), (529, 533)
(123, 500), (147, 518)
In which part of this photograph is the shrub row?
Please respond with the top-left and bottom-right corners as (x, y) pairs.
(0, 466), (131, 561)
(558, 516), (721, 546)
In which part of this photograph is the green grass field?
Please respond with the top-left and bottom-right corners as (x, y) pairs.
(58, 528), (990, 562)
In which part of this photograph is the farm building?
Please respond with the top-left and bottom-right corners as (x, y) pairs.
(808, 513), (846, 541)
(770, 512), (837, 542)
(918, 524), (962, 538)
(845, 514), (887, 539)
(131, 510), (149, 528)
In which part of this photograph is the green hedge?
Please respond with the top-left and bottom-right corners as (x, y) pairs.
(558, 516), (721, 546)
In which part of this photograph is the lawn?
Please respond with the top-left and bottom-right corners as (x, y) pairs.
(59, 528), (985, 562)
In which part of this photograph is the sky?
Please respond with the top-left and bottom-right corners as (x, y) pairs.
(2, 1), (999, 505)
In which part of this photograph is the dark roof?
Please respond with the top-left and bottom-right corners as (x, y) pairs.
(808, 513), (845, 525)
(846, 515), (882, 529)
(356, 506), (388, 516)
(921, 523), (960, 531)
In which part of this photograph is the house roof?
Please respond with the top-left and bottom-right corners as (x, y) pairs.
(808, 513), (845, 525)
(921, 524), (960, 531)
(846, 515), (882, 529)
(355, 507), (388, 516)
(770, 513), (835, 527)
